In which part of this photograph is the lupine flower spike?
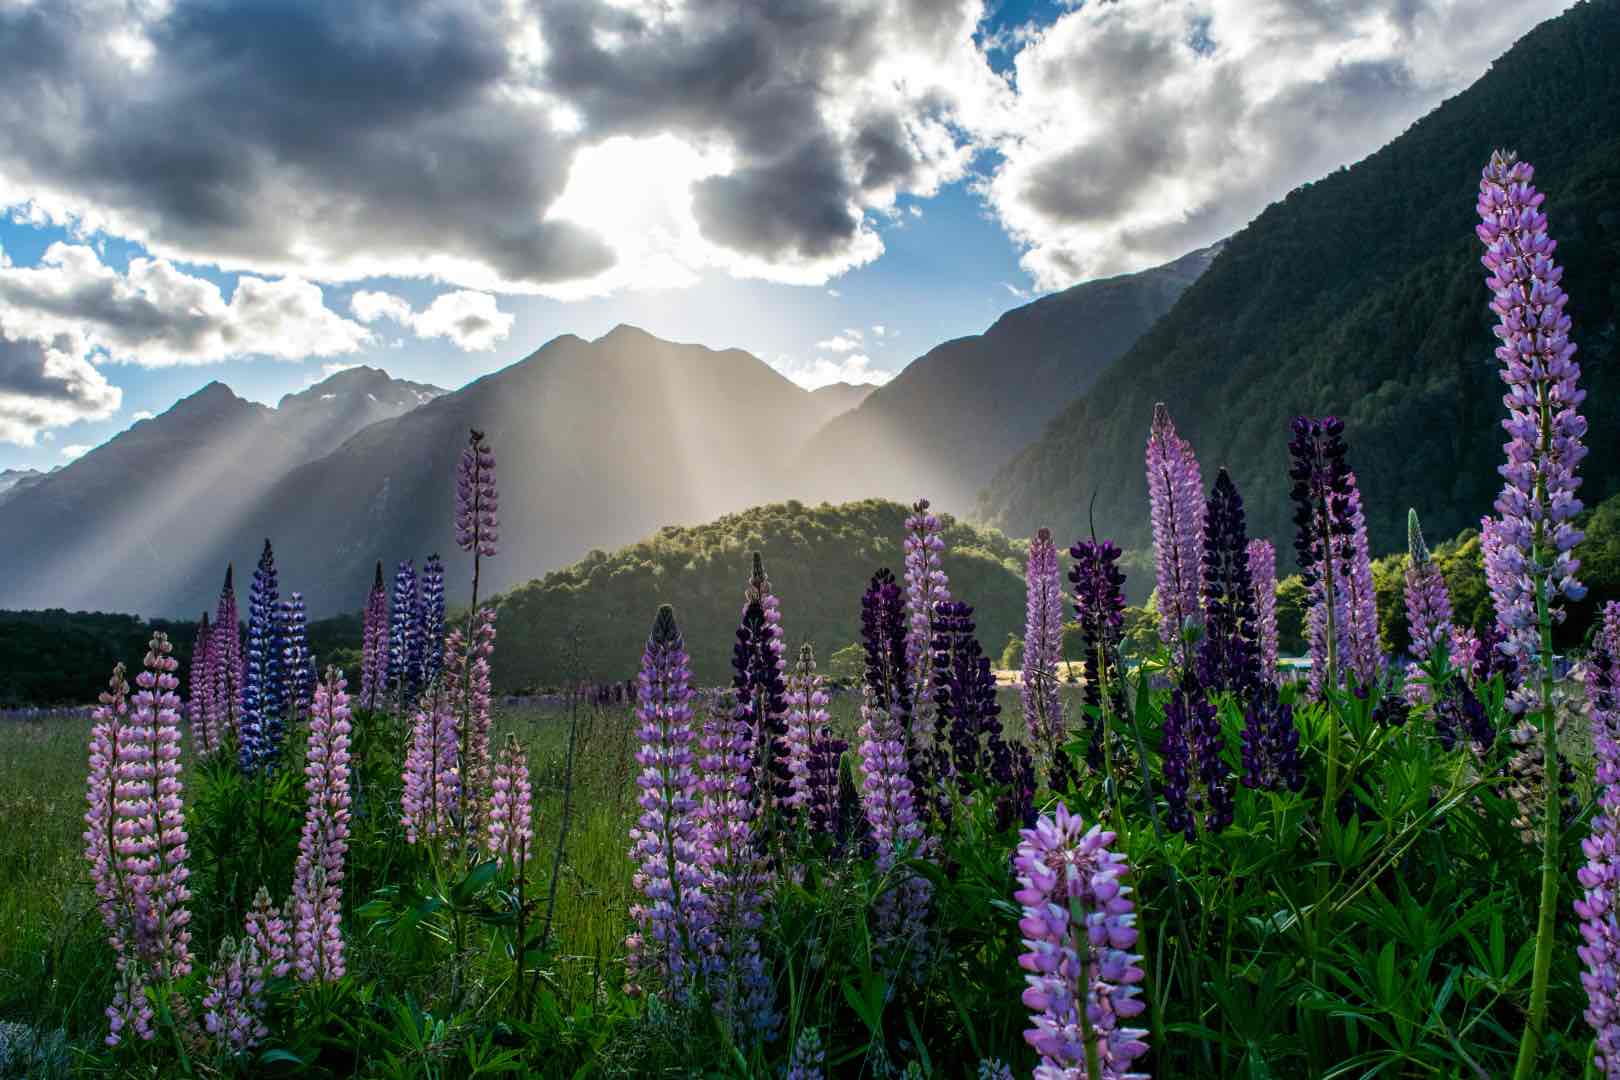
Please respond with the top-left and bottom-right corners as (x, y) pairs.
(782, 643), (831, 823)
(1013, 803), (1149, 1080)
(456, 428), (499, 615)
(239, 539), (285, 774)
(1024, 528), (1069, 786)
(293, 667), (352, 983)
(1069, 538), (1128, 775)
(361, 561), (389, 710)
(487, 734), (533, 871)
(189, 612), (219, 757)
(1197, 468), (1261, 696)
(1145, 401), (1204, 662)
(401, 688), (459, 846)
(1578, 602), (1620, 1078)
(903, 499), (951, 781)
(739, 553), (790, 822)
(210, 564), (243, 748)
(784, 1029), (827, 1080)
(244, 886), (292, 979)
(626, 605), (707, 1003)
(1248, 540), (1279, 686)
(420, 554), (447, 687)
(447, 607), (497, 838)
(201, 936), (268, 1055)
(1288, 417), (1354, 697)
(1404, 509), (1455, 706)
(390, 559), (419, 700)
(1477, 149), (1589, 1080)
(281, 591), (315, 725)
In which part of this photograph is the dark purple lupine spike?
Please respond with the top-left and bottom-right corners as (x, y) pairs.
(738, 554), (790, 823)
(1068, 538), (1128, 773)
(239, 539), (285, 775)
(931, 600), (1006, 796)
(360, 561), (389, 710)
(1240, 683), (1303, 793)
(188, 612), (218, 758)
(1197, 468), (1261, 696)
(389, 559), (418, 699)
(280, 592), (315, 725)
(419, 554), (446, 687)
(211, 564), (243, 746)
(1288, 416), (1354, 697)
(1161, 677), (1234, 840)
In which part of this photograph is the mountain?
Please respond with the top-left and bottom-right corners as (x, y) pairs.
(808, 381), (878, 423)
(981, 0), (1620, 566)
(795, 244), (1218, 514)
(197, 325), (853, 619)
(0, 467), (46, 506)
(491, 498), (1029, 688)
(0, 367), (444, 614)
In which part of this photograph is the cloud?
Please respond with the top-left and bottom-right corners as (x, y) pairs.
(130, 410), (153, 421)
(978, 0), (1578, 286)
(816, 332), (864, 353)
(60, 443), (91, 459)
(770, 351), (895, 391)
(871, 324), (886, 336)
(0, 243), (371, 366)
(0, 334), (120, 446)
(350, 288), (514, 351)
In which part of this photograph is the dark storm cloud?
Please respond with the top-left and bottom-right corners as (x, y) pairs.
(0, 0), (613, 287)
(692, 137), (863, 260)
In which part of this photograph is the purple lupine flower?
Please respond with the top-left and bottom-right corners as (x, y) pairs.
(401, 690), (459, 846)
(201, 936), (269, 1054)
(360, 561), (389, 711)
(1162, 678), (1234, 839)
(783, 1029), (827, 1080)
(1024, 528), (1068, 781)
(903, 499), (951, 768)
(293, 667), (352, 983)
(1477, 150), (1588, 714)
(390, 559), (419, 698)
(239, 539), (286, 774)
(1248, 540), (1279, 686)
(1338, 482), (1383, 690)
(782, 643), (828, 819)
(244, 886), (292, 980)
(1289, 416), (1355, 696)
(486, 734), (533, 870)
(189, 612), (219, 758)
(447, 607), (497, 837)
(140, 633), (193, 982)
(857, 568), (932, 966)
(1404, 509), (1455, 706)
(626, 605), (707, 1002)
(977, 1061), (1014, 1080)
(1577, 602), (1620, 1075)
(106, 961), (154, 1047)
(210, 564), (243, 746)
(1197, 468), (1261, 696)
(280, 592), (316, 725)
(698, 686), (775, 1036)
(1146, 401), (1204, 655)
(420, 554), (446, 687)
(456, 428), (499, 625)
(1240, 682), (1303, 793)
(84, 666), (138, 967)
(1069, 538), (1128, 773)
(933, 600), (1010, 797)
(738, 554), (790, 821)
(1013, 804), (1149, 1079)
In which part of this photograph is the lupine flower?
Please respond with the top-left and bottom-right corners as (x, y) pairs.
(293, 667), (352, 983)
(84, 666), (138, 960)
(698, 685), (774, 1036)
(239, 539), (286, 774)
(1146, 401), (1204, 655)
(401, 691), (459, 845)
(1240, 682), (1303, 793)
(1289, 416), (1355, 696)
(1069, 538), (1128, 773)
(201, 936), (268, 1055)
(977, 1061), (1014, 1080)
(1404, 509), (1455, 706)
(782, 643), (829, 818)
(486, 734), (533, 870)
(903, 499), (951, 769)
(1162, 677), (1234, 839)
(280, 592), (316, 724)
(210, 564), (243, 748)
(1577, 602), (1620, 1076)
(1337, 482), (1383, 689)
(739, 553), (790, 816)
(857, 568), (932, 967)
(1249, 540), (1279, 686)
(189, 613), (219, 757)
(390, 559), (419, 698)
(456, 428), (500, 560)
(360, 561), (389, 710)
(1477, 151), (1588, 712)
(1197, 468), (1261, 696)
(933, 600), (1010, 795)
(447, 608), (497, 837)
(244, 886), (291, 980)
(1024, 528), (1068, 781)
(784, 1028), (827, 1080)
(626, 605), (707, 1002)
(106, 960), (154, 1047)
(1013, 804), (1149, 1079)
(420, 554), (446, 687)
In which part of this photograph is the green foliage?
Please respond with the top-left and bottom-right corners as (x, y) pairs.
(491, 498), (1029, 688)
(982, 0), (1620, 584)
(999, 634), (1024, 671)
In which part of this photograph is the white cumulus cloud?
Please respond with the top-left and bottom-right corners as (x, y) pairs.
(350, 289), (514, 352)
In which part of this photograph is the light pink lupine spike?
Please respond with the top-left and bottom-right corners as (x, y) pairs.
(1146, 402), (1204, 653)
(293, 667), (352, 983)
(486, 734), (534, 870)
(1248, 539), (1279, 686)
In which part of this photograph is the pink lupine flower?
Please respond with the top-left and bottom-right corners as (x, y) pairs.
(447, 608), (496, 837)
(1577, 601), (1620, 1076)
(1024, 528), (1067, 768)
(293, 668), (352, 983)
(106, 960), (155, 1047)
(210, 564), (244, 743)
(201, 936), (269, 1055)
(1014, 803), (1149, 1080)
(361, 560), (390, 710)
(189, 613), (219, 757)
(486, 734), (533, 870)
(135, 632), (193, 982)
(903, 499), (951, 767)
(1145, 402), (1204, 655)
(244, 886), (292, 980)
(782, 643), (829, 817)
(1338, 483), (1383, 689)
(456, 428), (500, 560)
(401, 690), (459, 846)
(1248, 540), (1278, 686)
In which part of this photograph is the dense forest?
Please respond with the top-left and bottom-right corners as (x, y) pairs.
(981, 0), (1620, 571)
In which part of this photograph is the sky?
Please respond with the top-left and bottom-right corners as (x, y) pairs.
(0, 0), (1579, 471)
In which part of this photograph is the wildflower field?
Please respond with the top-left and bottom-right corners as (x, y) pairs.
(1, 151), (1616, 1080)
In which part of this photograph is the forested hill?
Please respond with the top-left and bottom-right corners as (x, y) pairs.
(980, 0), (1620, 567)
(491, 499), (1029, 689)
